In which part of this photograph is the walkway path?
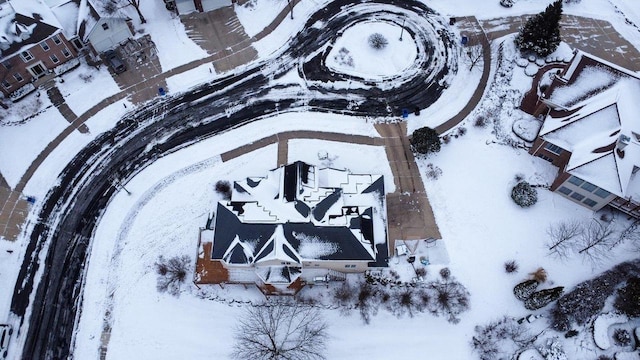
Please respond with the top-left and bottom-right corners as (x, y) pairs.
(2, 9), (639, 241)
(435, 16), (490, 135)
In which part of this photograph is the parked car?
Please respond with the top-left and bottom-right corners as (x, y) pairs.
(104, 50), (127, 74)
(0, 324), (13, 359)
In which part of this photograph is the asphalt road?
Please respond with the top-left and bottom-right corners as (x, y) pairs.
(10, 0), (459, 358)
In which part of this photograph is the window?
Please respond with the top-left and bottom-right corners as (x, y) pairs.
(20, 50), (34, 62)
(52, 35), (61, 45)
(50, 54), (59, 63)
(583, 198), (597, 207)
(594, 188), (610, 198)
(2, 80), (11, 89)
(570, 192), (585, 201)
(40, 41), (50, 51)
(568, 176), (584, 186)
(2, 60), (11, 69)
(581, 181), (597, 192)
(62, 47), (71, 58)
(344, 264), (356, 268)
(13, 73), (23, 82)
(537, 154), (554, 163)
(102, 23), (109, 30)
(558, 186), (572, 196)
(544, 142), (564, 155)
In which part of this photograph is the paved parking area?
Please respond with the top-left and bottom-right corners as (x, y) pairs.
(107, 36), (167, 104)
(480, 14), (640, 71)
(181, 6), (258, 72)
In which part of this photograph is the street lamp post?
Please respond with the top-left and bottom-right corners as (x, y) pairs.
(399, 19), (406, 41)
(288, 0), (293, 19)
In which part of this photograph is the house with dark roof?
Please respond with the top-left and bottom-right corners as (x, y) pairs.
(528, 49), (640, 218)
(196, 161), (389, 293)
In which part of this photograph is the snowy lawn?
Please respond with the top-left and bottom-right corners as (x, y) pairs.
(56, 63), (122, 116)
(326, 22), (417, 78)
(0, 104), (68, 188)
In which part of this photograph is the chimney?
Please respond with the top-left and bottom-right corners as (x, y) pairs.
(617, 134), (631, 151)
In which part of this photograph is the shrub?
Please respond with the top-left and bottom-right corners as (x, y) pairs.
(439, 267), (451, 280)
(613, 277), (640, 317)
(550, 259), (640, 331)
(425, 163), (443, 180)
(514, 279), (539, 301)
(474, 115), (488, 128)
(215, 180), (232, 200)
(411, 127), (441, 154)
(613, 328), (632, 346)
(511, 181), (538, 207)
(429, 279), (470, 324)
(368, 33), (388, 50)
(530, 267), (547, 283)
(415, 267), (427, 278)
(457, 126), (467, 136)
(155, 255), (190, 296)
(564, 330), (578, 338)
(504, 260), (519, 274)
(524, 286), (564, 310)
(471, 316), (534, 360)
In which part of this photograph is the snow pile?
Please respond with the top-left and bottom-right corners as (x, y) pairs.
(593, 312), (629, 350)
(294, 232), (339, 259)
(513, 119), (542, 142)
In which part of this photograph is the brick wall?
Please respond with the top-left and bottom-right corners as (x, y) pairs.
(0, 33), (78, 97)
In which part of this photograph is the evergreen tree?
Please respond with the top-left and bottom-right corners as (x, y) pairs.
(514, 279), (539, 301)
(410, 127), (441, 154)
(515, 0), (563, 57)
(524, 286), (564, 310)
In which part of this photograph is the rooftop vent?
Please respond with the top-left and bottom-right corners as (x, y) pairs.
(617, 134), (631, 151)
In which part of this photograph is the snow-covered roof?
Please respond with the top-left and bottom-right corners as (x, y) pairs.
(541, 52), (640, 199)
(0, 0), (62, 58)
(209, 161), (388, 275)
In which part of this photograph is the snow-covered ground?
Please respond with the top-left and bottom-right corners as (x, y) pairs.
(2, 0), (640, 359)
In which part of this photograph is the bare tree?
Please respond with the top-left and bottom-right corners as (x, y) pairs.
(611, 218), (640, 250)
(546, 219), (583, 259)
(428, 277), (470, 324)
(465, 45), (484, 71)
(232, 302), (328, 360)
(155, 255), (190, 296)
(577, 220), (614, 264)
(104, 0), (146, 23)
(125, 0), (146, 24)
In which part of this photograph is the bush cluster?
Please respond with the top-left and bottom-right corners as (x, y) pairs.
(511, 181), (538, 207)
(550, 259), (640, 331)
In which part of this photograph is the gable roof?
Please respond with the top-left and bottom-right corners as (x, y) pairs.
(209, 161), (388, 270)
(0, 1), (62, 58)
(541, 51), (640, 199)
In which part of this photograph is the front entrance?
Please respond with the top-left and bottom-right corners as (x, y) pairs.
(27, 63), (47, 78)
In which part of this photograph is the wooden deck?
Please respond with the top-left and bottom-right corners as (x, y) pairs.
(195, 242), (229, 284)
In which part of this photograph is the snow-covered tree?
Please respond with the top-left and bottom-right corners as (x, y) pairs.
(515, 0), (563, 56)
(514, 279), (539, 301)
(410, 127), (441, 154)
(511, 181), (538, 207)
(232, 302), (328, 360)
(524, 286), (564, 310)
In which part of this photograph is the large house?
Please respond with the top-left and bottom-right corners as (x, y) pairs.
(196, 161), (389, 293)
(528, 50), (640, 218)
(0, 0), (133, 99)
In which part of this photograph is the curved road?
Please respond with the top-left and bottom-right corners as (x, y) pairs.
(10, 0), (460, 358)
